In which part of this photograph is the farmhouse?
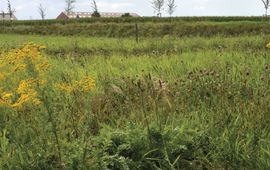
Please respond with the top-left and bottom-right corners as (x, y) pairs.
(56, 12), (139, 19)
(0, 13), (17, 20)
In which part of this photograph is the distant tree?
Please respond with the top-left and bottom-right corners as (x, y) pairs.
(152, 0), (165, 17)
(91, 11), (100, 17)
(91, 0), (98, 12)
(121, 13), (132, 17)
(65, 0), (76, 14)
(38, 4), (46, 20)
(261, 0), (270, 16)
(7, 0), (15, 19)
(167, 0), (177, 17)
(91, 0), (100, 17)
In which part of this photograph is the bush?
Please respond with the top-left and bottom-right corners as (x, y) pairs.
(121, 13), (132, 17)
(91, 11), (101, 18)
(90, 124), (208, 169)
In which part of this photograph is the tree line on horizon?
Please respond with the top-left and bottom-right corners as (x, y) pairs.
(0, 0), (270, 20)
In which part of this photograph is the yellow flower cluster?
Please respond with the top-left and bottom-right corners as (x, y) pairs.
(56, 76), (95, 94)
(266, 42), (270, 49)
(12, 79), (41, 109)
(0, 92), (13, 107)
(0, 42), (96, 110)
(0, 43), (49, 75)
(0, 43), (48, 110)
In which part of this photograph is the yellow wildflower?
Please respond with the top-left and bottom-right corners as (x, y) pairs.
(0, 92), (13, 107)
(13, 64), (27, 72)
(17, 80), (30, 94)
(10, 79), (41, 109)
(39, 45), (46, 50)
(76, 76), (96, 93)
(266, 42), (270, 49)
(1, 92), (13, 100)
(12, 90), (41, 109)
(0, 43), (48, 110)
(32, 98), (42, 105)
(0, 72), (5, 81)
(56, 76), (95, 94)
(12, 94), (29, 109)
(56, 83), (74, 93)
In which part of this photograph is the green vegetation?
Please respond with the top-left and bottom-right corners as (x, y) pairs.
(0, 17), (270, 37)
(0, 20), (270, 169)
(0, 16), (268, 25)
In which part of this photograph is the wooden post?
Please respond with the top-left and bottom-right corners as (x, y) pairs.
(135, 23), (139, 43)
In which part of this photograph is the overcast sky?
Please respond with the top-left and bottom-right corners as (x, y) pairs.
(0, 0), (266, 20)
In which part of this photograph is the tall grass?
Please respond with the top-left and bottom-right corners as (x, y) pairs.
(0, 35), (269, 169)
(1, 34), (270, 57)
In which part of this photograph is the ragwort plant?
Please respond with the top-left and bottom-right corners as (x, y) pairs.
(0, 43), (96, 169)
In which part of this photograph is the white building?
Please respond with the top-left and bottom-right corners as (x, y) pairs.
(0, 13), (17, 20)
(56, 12), (139, 19)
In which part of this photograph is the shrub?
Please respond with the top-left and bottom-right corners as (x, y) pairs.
(91, 11), (101, 18)
(121, 13), (132, 17)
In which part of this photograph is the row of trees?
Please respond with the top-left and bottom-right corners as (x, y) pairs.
(152, 0), (177, 17)
(63, 0), (177, 18)
(64, 0), (100, 17)
(1, 1), (45, 20)
(39, 0), (135, 20)
(63, 0), (270, 18)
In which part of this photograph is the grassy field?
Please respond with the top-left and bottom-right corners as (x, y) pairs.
(0, 29), (270, 169)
